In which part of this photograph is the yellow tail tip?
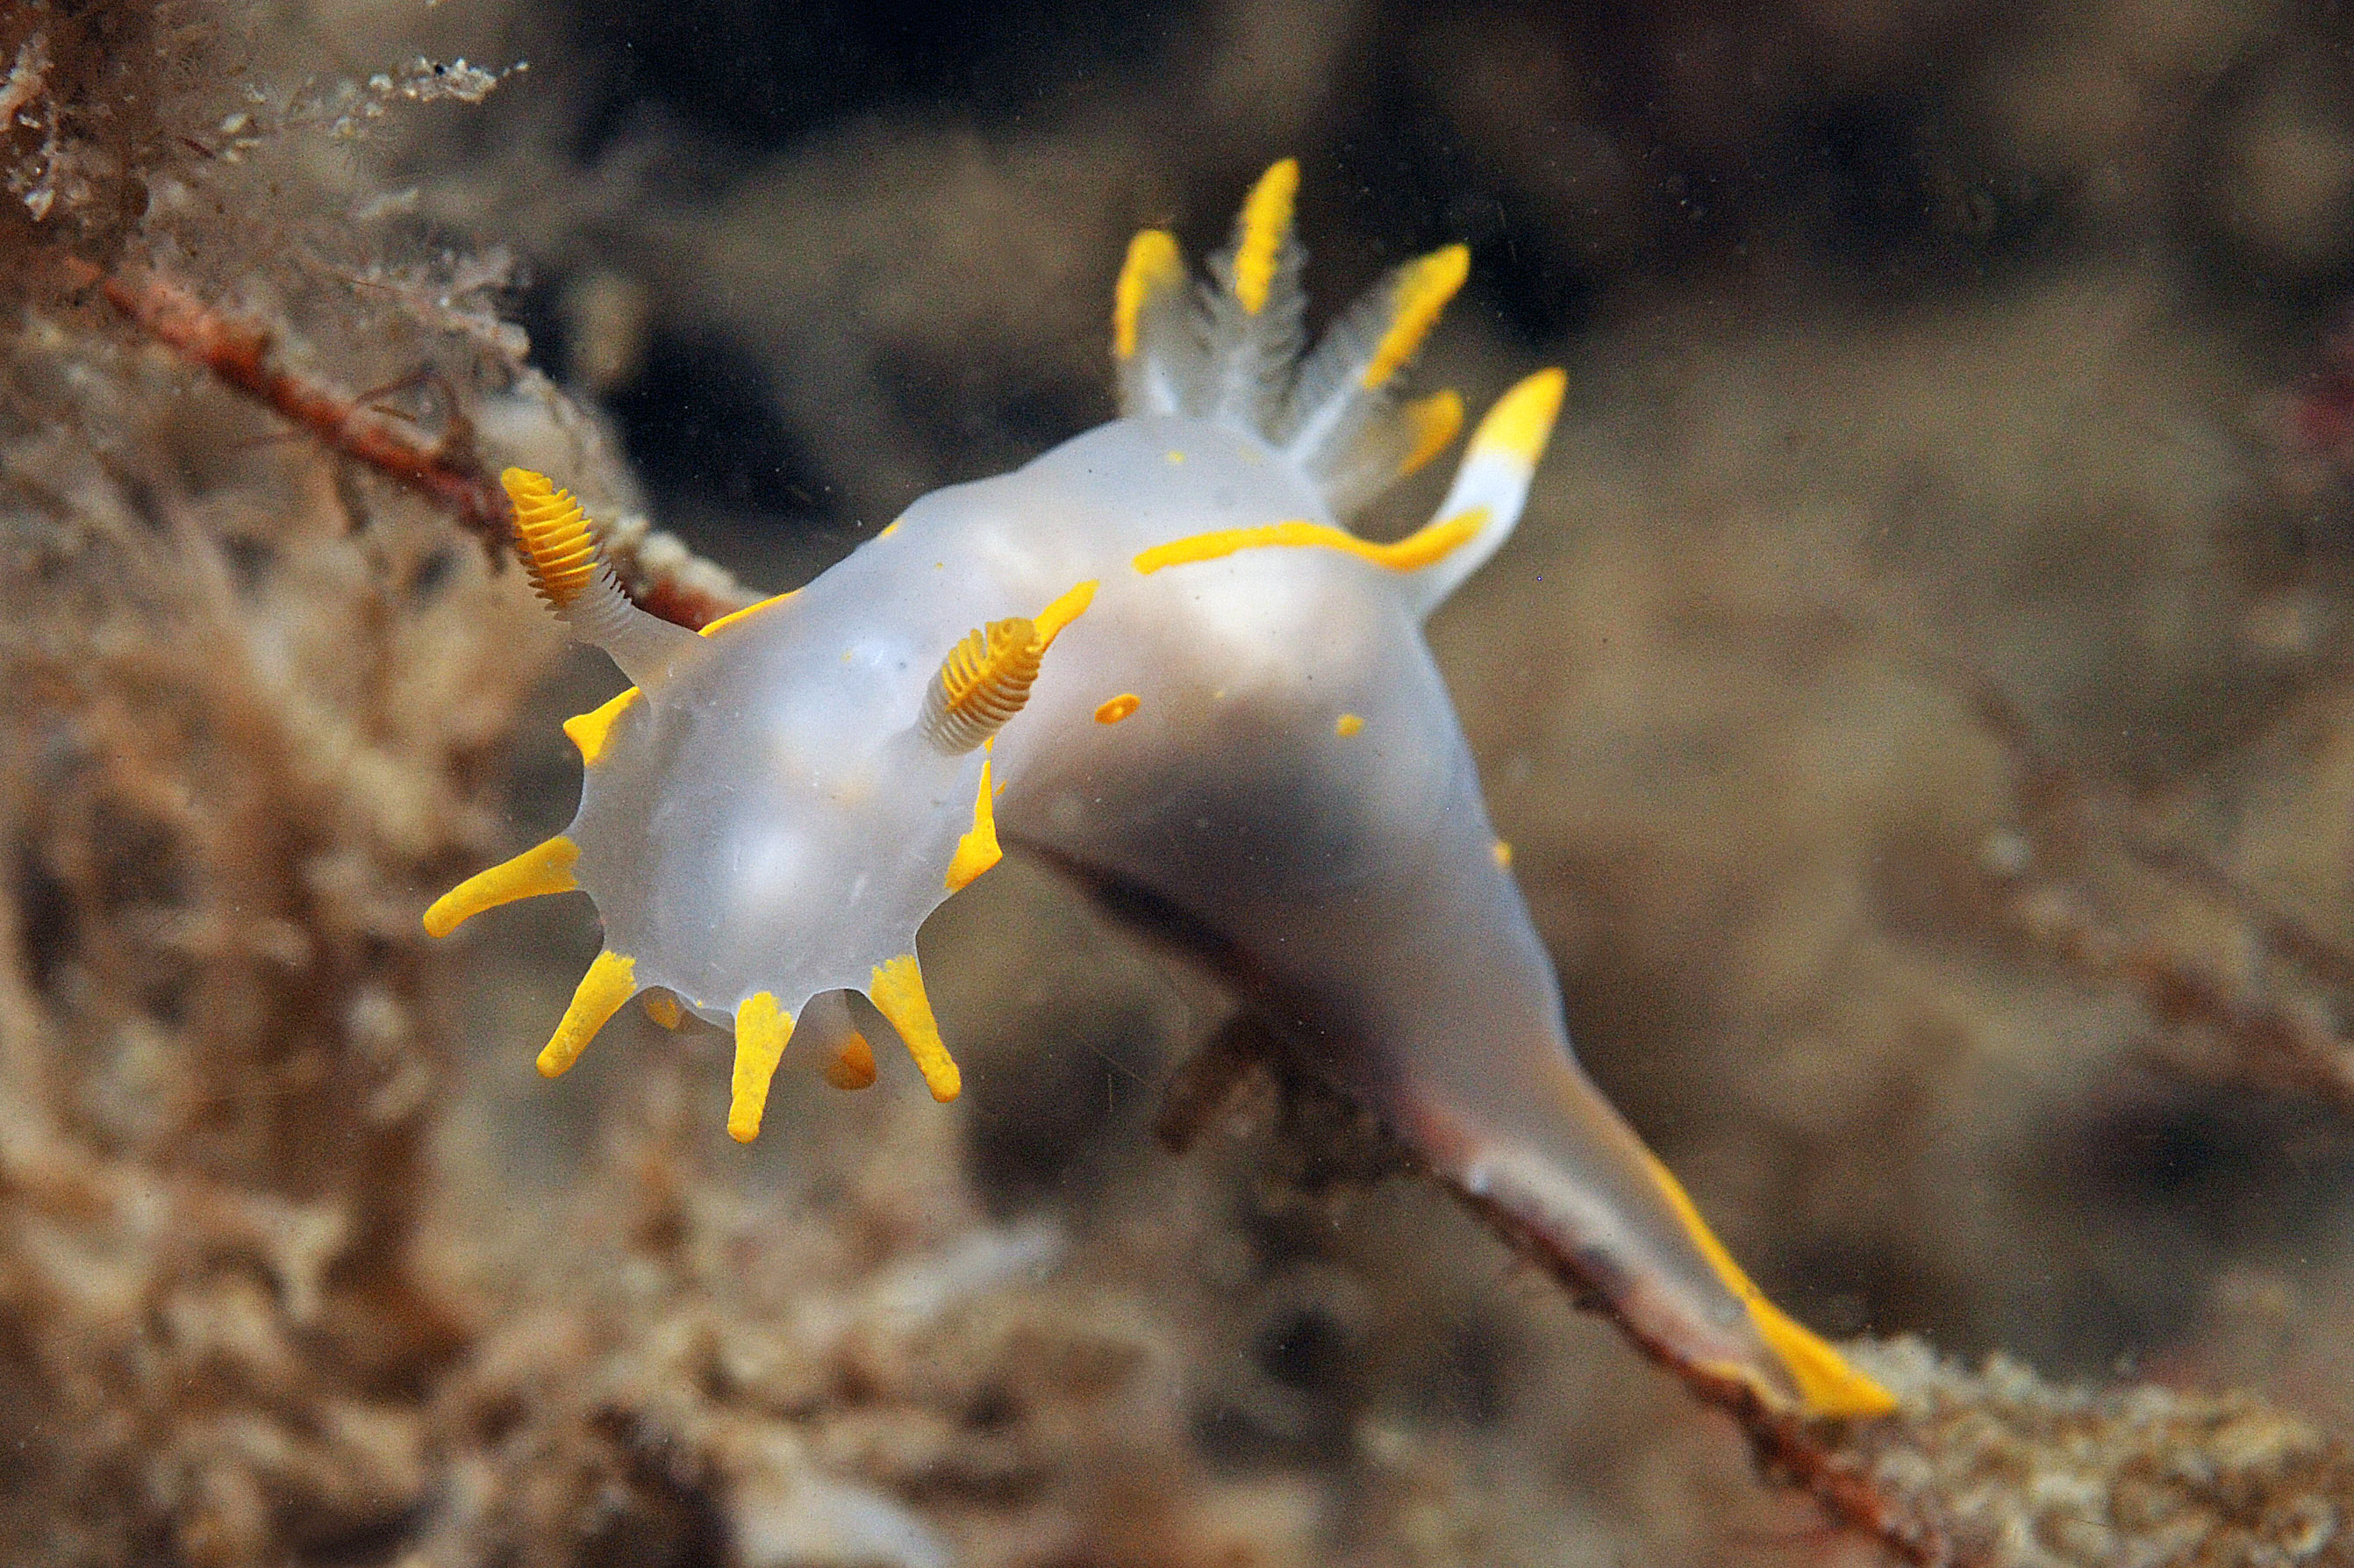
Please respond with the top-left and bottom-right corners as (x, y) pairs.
(500, 467), (603, 612)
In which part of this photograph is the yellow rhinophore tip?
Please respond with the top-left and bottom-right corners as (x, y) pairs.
(423, 834), (581, 938)
(501, 468), (604, 612)
(1468, 368), (1568, 469)
(1114, 229), (1183, 360)
(923, 617), (1042, 754)
(728, 992), (796, 1142)
(1094, 693), (1141, 725)
(945, 758), (1003, 891)
(1399, 390), (1465, 477)
(1233, 158), (1299, 314)
(538, 949), (638, 1079)
(1641, 1151), (1898, 1419)
(869, 954), (962, 1102)
(826, 1034), (876, 1091)
(1362, 244), (1470, 389)
(563, 688), (642, 767)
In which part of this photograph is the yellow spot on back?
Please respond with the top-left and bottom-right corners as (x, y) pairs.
(1640, 1150), (1898, 1418)
(1163, 449), (1185, 464)
(698, 590), (797, 638)
(1399, 390), (1465, 477)
(728, 992), (795, 1142)
(423, 834), (580, 938)
(1114, 228), (1183, 359)
(945, 759), (1003, 891)
(1094, 693), (1141, 725)
(1334, 712), (1365, 737)
(642, 992), (686, 1030)
(1033, 577), (1098, 649)
(1469, 368), (1568, 468)
(539, 949), (636, 1079)
(501, 468), (602, 611)
(1232, 158), (1299, 314)
(1492, 839), (1513, 869)
(563, 687), (641, 766)
(1134, 510), (1488, 576)
(879, 520), (902, 540)
(868, 955), (962, 1102)
(826, 1033), (876, 1091)
(1361, 245), (1470, 388)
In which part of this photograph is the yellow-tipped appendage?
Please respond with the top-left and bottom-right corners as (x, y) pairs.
(539, 949), (638, 1079)
(728, 992), (795, 1142)
(826, 1034), (877, 1091)
(1114, 230), (1183, 360)
(921, 580), (1098, 755)
(923, 618), (1042, 755)
(945, 757), (1002, 891)
(1232, 158), (1299, 314)
(1361, 245), (1470, 389)
(869, 955), (961, 1102)
(1033, 578), (1098, 649)
(1134, 511), (1487, 576)
(563, 688), (641, 767)
(423, 834), (581, 937)
(501, 468), (603, 612)
(1639, 1150), (1897, 1418)
(1399, 390), (1465, 477)
(1469, 368), (1568, 469)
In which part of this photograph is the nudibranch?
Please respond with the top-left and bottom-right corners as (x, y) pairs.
(428, 161), (1894, 1420)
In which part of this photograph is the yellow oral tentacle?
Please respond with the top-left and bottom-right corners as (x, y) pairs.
(539, 949), (638, 1078)
(868, 954), (962, 1102)
(727, 992), (796, 1143)
(423, 834), (581, 938)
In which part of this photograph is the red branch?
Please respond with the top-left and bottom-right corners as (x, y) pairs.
(60, 256), (514, 551)
(60, 255), (760, 633)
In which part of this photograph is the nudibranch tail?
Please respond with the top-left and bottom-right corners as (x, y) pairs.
(1638, 1152), (1899, 1418)
(499, 468), (698, 689)
(1403, 368), (1569, 618)
(423, 834), (580, 937)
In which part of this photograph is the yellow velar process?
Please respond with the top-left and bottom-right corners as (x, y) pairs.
(427, 161), (1894, 1421)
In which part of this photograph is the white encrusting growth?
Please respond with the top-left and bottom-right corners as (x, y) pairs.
(429, 164), (1895, 1423)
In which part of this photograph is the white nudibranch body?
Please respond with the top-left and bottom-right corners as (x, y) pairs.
(428, 162), (1896, 1421)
